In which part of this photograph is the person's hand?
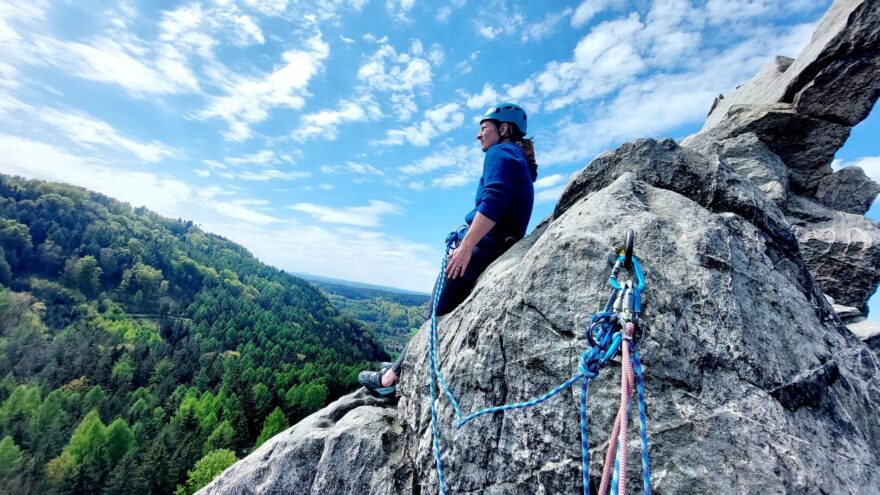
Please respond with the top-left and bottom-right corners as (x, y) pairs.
(445, 244), (473, 279)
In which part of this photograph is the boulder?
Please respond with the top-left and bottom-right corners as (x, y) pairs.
(682, 132), (789, 205)
(197, 390), (410, 495)
(683, 104), (851, 194)
(782, 0), (880, 126)
(702, 0), (880, 131)
(814, 166), (880, 215)
(786, 196), (880, 313)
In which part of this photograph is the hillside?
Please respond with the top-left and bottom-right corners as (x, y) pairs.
(0, 174), (386, 494)
(310, 280), (429, 355)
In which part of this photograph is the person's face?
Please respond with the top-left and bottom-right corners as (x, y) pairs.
(477, 121), (507, 152)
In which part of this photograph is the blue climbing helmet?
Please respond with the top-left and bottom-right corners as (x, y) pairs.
(480, 102), (527, 135)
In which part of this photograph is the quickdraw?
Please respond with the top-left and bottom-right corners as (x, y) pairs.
(428, 228), (651, 495)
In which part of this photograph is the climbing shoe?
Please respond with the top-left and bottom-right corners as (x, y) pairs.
(358, 363), (396, 397)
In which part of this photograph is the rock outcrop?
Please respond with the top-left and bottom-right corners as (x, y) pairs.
(682, 0), (880, 314)
(200, 1), (880, 494)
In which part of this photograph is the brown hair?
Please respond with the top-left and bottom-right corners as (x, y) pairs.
(516, 138), (538, 183)
(495, 121), (538, 183)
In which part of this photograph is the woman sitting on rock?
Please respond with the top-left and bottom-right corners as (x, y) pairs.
(359, 102), (538, 396)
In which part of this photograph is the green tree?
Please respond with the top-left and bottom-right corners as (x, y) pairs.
(250, 383), (272, 418)
(105, 418), (134, 464)
(302, 383), (328, 414)
(64, 256), (103, 297)
(0, 435), (23, 478)
(254, 407), (288, 448)
(0, 247), (11, 284)
(175, 449), (236, 495)
(111, 353), (135, 388)
(204, 420), (234, 454)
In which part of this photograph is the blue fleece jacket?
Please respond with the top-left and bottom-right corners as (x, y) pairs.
(465, 143), (534, 244)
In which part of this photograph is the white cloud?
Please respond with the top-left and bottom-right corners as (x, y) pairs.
(572, 0), (613, 27)
(535, 186), (565, 204)
(292, 95), (383, 141)
(226, 149), (279, 166)
(5, 102), (175, 163)
(376, 102), (464, 147)
(213, 200), (278, 224)
(386, 0), (416, 22)
(194, 169), (211, 177)
(203, 219), (438, 292)
(390, 92), (418, 121)
(340, 34), (355, 43)
(541, 20), (818, 167)
(425, 102), (464, 132)
(321, 161), (385, 176)
(43, 110), (174, 162)
(223, 169), (310, 181)
(465, 83), (499, 110)
(199, 34), (330, 141)
(437, 6), (452, 22)
(319, 183), (334, 190)
(31, 35), (199, 96)
(428, 43), (445, 65)
(291, 200), (402, 227)
(357, 42), (433, 93)
(396, 144), (484, 189)
(242, 0), (290, 16)
(455, 50), (479, 75)
(0, 133), (191, 217)
(534, 173), (567, 189)
(523, 8), (573, 41)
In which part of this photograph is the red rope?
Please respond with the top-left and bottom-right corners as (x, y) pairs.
(599, 323), (636, 495)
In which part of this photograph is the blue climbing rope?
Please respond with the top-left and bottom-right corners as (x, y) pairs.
(427, 228), (651, 495)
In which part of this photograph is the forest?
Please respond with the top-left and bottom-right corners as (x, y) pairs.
(312, 280), (429, 355)
(0, 174), (388, 494)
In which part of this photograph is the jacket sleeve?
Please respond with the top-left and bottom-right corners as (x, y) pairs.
(476, 147), (513, 223)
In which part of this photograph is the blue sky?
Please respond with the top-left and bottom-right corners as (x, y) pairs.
(0, 0), (877, 317)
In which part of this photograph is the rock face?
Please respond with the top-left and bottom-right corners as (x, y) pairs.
(200, 2), (880, 494)
(682, 0), (880, 314)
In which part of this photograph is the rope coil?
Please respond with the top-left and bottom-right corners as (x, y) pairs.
(427, 228), (652, 495)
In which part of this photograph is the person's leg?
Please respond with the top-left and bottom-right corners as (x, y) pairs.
(434, 240), (506, 316)
(381, 342), (407, 387)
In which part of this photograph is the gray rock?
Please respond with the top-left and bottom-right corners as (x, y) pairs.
(701, 0), (880, 130)
(683, 104), (851, 194)
(814, 166), (880, 215)
(847, 318), (880, 350)
(554, 138), (798, 253)
(824, 294), (864, 321)
(783, 0), (880, 126)
(197, 389), (411, 495)
(702, 56), (794, 132)
(786, 196), (880, 313)
(684, 132), (790, 205)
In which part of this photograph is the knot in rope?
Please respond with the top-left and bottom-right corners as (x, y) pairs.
(579, 350), (601, 378)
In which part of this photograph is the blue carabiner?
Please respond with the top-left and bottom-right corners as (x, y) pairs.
(610, 254), (646, 290)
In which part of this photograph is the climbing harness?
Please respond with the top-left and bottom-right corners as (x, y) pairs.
(427, 227), (651, 495)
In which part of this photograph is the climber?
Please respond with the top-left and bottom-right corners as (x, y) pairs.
(359, 102), (538, 396)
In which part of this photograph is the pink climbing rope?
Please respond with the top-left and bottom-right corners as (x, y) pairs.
(599, 322), (636, 495)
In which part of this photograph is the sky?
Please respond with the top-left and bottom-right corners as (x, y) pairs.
(0, 0), (877, 317)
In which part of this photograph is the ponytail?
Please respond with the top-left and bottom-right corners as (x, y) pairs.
(517, 138), (538, 182)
